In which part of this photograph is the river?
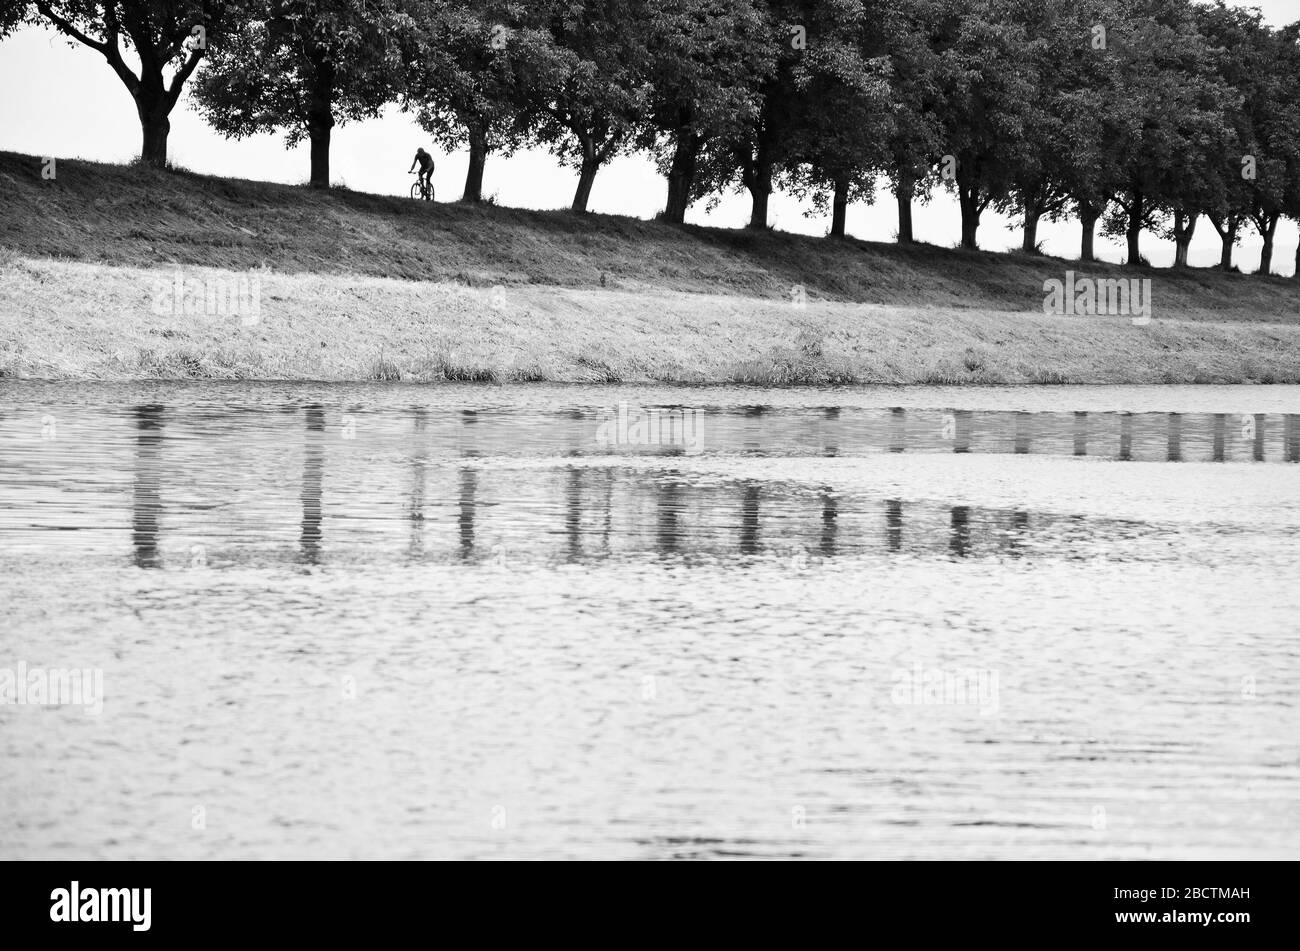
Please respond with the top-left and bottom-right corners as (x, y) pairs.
(1, 383), (1297, 859)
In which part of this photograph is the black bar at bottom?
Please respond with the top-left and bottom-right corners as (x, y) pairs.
(0, 860), (1287, 942)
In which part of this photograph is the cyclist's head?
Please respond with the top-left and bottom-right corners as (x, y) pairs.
(416, 148), (428, 157)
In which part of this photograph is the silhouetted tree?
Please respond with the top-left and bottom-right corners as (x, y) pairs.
(780, 0), (893, 237)
(402, 1), (540, 202)
(26, 1), (250, 168)
(639, 0), (769, 223)
(192, 0), (405, 187)
(518, 0), (652, 213)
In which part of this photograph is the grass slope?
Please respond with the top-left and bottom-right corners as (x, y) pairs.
(2, 151), (1299, 383)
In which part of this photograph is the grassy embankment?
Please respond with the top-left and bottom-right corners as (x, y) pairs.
(2, 150), (1299, 384)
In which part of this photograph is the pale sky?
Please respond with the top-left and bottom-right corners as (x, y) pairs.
(1, 0), (1296, 275)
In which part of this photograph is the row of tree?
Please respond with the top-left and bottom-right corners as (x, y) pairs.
(6, 0), (1300, 274)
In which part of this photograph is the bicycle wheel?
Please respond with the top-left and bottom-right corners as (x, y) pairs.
(410, 181), (421, 200)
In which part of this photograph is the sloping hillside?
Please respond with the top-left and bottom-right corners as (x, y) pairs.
(2, 150), (1298, 320)
(4, 151), (1300, 383)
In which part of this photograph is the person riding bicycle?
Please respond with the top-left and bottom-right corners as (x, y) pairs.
(409, 147), (434, 197)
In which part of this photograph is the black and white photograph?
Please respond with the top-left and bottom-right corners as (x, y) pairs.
(0, 0), (1296, 912)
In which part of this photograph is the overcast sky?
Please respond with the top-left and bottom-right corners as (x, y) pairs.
(1, 0), (1296, 275)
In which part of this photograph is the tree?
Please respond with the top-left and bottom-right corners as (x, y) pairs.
(1, 2), (24, 34)
(1190, 0), (1270, 272)
(690, 0), (836, 230)
(1239, 22), (1299, 275)
(1282, 25), (1300, 279)
(933, 0), (1042, 250)
(401, 2), (543, 202)
(1153, 4), (1239, 268)
(191, 0), (404, 188)
(1099, 0), (1228, 267)
(1287, 25), (1300, 279)
(780, 0), (893, 237)
(996, 0), (1122, 257)
(25, 1), (248, 168)
(1290, 152), (1300, 278)
(516, 0), (652, 213)
(873, 0), (955, 244)
(1157, 128), (1232, 269)
(638, 0), (769, 224)
(695, 0), (889, 231)
(1047, 1), (1129, 264)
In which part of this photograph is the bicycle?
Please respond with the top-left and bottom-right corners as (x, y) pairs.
(410, 171), (434, 202)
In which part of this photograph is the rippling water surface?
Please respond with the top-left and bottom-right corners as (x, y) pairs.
(1, 383), (1298, 859)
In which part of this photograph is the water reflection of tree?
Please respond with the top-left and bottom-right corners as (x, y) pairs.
(1008, 511), (1030, 557)
(1119, 412), (1133, 461)
(458, 409), (479, 560)
(458, 467), (478, 560)
(885, 499), (904, 552)
(656, 476), (681, 555)
(822, 407), (840, 457)
(300, 405), (325, 565)
(739, 483), (760, 554)
(131, 405), (164, 569)
(953, 410), (972, 454)
(949, 506), (971, 557)
(408, 408), (428, 559)
(819, 490), (838, 557)
(566, 466), (585, 559)
(889, 407), (906, 453)
(1166, 413), (1183, 462)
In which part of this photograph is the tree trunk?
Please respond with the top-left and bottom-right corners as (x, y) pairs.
(132, 66), (172, 169)
(44, 17), (205, 173)
(306, 52), (335, 189)
(1172, 210), (1197, 268)
(830, 174), (849, 237)
(135, 76), (171, 170)
(462, 121), (488, 203)
(748, 188), (770, 230)
(307, 122), (331, 189)
(1218, 221), (1236, 271)
(959, 208), (978, 249)
(958, 185), (980, 250)
(745, 150), (773, 230)
(1022, 208), (1041, 254)
(139, 111), (170, 169)
(1125, 192), (1144, 266)
(663, 133), (700, 224)
(1294, 239), (1299, 280)
(572, 140), (599, 213)
(1258, 216), (1278, 275)
(1079, 203), (1099, 262)
(896, 171), (915, 244)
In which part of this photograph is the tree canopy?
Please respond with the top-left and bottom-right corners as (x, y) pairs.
(13, 0), (1300, 273)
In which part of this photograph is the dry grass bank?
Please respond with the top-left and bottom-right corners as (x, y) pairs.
(2, 150), (1299, 383)
(4, 150), (1300, 314)
(3, 255), (1299, 384)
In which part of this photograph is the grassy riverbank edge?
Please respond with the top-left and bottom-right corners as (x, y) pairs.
(3, 151), (1300, 384)
(3, 254), (1300, 385)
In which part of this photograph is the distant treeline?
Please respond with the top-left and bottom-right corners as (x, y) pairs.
(7, 1), (1300, 273)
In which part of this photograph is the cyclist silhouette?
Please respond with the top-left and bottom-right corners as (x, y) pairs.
(409, 148), (434, 198)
